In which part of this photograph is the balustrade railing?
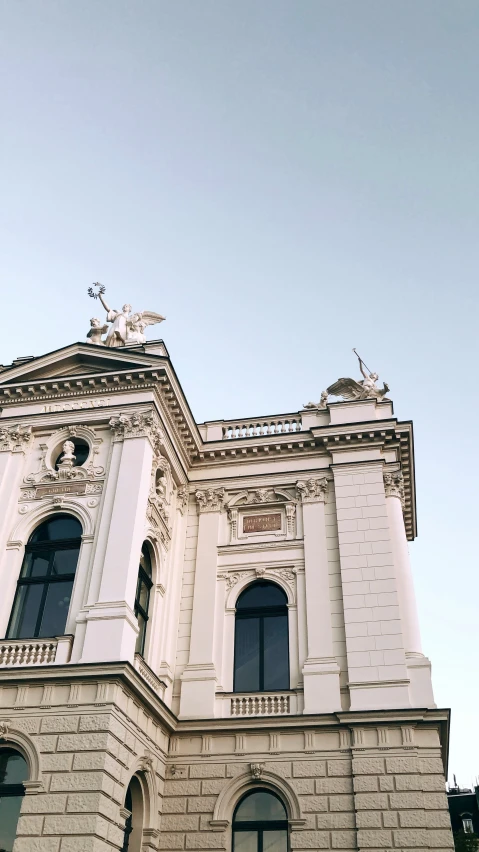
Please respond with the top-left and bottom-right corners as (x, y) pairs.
(223, 417), (303, 440)
(0, 635), (73, 667)
(231, 693), (291, 716)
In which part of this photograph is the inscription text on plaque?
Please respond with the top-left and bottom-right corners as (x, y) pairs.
(243, 513), (282, 534)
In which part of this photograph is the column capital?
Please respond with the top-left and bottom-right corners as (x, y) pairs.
(384, 470), (405, 505)
(195, 487), (225, 513)
(296, 477), (329, 503)
(109, 408), (163, 455)
(0, 423), (33, 453)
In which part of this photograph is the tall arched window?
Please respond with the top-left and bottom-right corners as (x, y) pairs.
(233, 790), (288, 852)
(122, 776), (144, 852)
(6, 515), (82, 640)
(0, 748), (28, 852)
(234, 582), (289, 693)
(134, 544), (153, 656)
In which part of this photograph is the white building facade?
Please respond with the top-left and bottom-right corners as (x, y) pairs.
(0, 338), (453, 851)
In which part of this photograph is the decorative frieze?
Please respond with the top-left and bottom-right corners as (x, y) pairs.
(195, 487), (225, 513)
(109, 409), (163, 455)
(0, 423), (32, 453)
(296, 477), (329, 503)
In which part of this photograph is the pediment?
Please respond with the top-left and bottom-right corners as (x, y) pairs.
(0, 342), (166, 385)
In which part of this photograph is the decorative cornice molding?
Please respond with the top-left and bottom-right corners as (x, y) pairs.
(0, 424), (32, 453)
(383, 470), (405, 506)
(109, 409), (163, 455)
(296, 477), (329, 503)
(195, 487), (225, 513)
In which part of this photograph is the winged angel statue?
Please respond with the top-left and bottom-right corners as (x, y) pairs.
(327, 353), (390, 402)
(87, 284), (165, 346)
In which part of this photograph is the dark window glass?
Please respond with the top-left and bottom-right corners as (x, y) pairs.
(29, 516), (82, 543)
(234, 582), (289, 693)
(0, 749), (28, 852)
(234, 617), (260, 692)
(6, 515), (81, 640)
(233, 791), (288, 852)
(134, 544), (153, 656)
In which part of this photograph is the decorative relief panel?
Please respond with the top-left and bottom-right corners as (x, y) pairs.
(225, 486), (297, 543)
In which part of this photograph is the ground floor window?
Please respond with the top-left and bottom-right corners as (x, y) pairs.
(233, 790), (288, 852)
(0, 749), (28, 852)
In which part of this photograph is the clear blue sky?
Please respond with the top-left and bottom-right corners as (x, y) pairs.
(1, 1), (478, 784)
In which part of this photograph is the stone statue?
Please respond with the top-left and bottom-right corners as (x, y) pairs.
(87, 283), (165, 347)
(303, 390), (328, 410)
(327, 350), (390, 402)
(87, 318), (109, 345)
(59, 440), (76, 468)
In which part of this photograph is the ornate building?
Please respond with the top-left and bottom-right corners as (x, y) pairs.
(0, 332), (453, 851)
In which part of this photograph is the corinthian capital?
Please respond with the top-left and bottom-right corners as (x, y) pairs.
(296, 477), (329, 503)
(109, 410), (163, 454)
(383, 471), (405, 504)
(195, 487), (225, 513)
(0, 424), (32, 453)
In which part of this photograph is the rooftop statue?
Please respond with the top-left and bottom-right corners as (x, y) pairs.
(327, 349), (391, 402)
(87, 283), (165, 346)
(303, 390), (329, 410)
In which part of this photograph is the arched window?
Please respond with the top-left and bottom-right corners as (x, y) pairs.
(134, 544), (153, 656)
(233, 790), (288, 852)
(6, 515), (82, 640)
(0, 748), (28, 852)
(234, 582), (289, 693)
(462, 814), (474, 834)
(122, 776), (144, 852)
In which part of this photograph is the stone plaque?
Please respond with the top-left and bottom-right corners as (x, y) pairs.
(36, 482), (88, 498)
(243, 513), (282, 533)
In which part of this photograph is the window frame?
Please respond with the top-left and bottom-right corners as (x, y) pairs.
(0, 748), (28, 852)
(6, 517), (82, 641)
(134, 546), (153, 657)
(233, 582), (290, 694)
(232, 790), (289, 852)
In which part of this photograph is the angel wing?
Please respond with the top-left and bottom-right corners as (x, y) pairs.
(138, 311), (166, 328)
(326, 377), (364, 401)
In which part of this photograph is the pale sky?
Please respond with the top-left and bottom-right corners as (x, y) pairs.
(1, 1), (478, 784)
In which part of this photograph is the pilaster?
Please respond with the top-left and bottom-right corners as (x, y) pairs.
(384, 471), (435, 707)
(332, 462), (410, 711)
(297, 477), (341, 713)
(80, 412), (157, 664)
(179, 488), (224, 719)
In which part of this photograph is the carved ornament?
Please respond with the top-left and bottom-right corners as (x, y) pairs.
(0, 720), (11, 740)
(383, 471), (405, 505)
(296, 477), (329, 503)
(196, 488), (225, 513)
(109, 410), (163, 455)
(250, 763), (265, 780)
(0, 424), (32, 453)
(176, 486), (189, 514)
